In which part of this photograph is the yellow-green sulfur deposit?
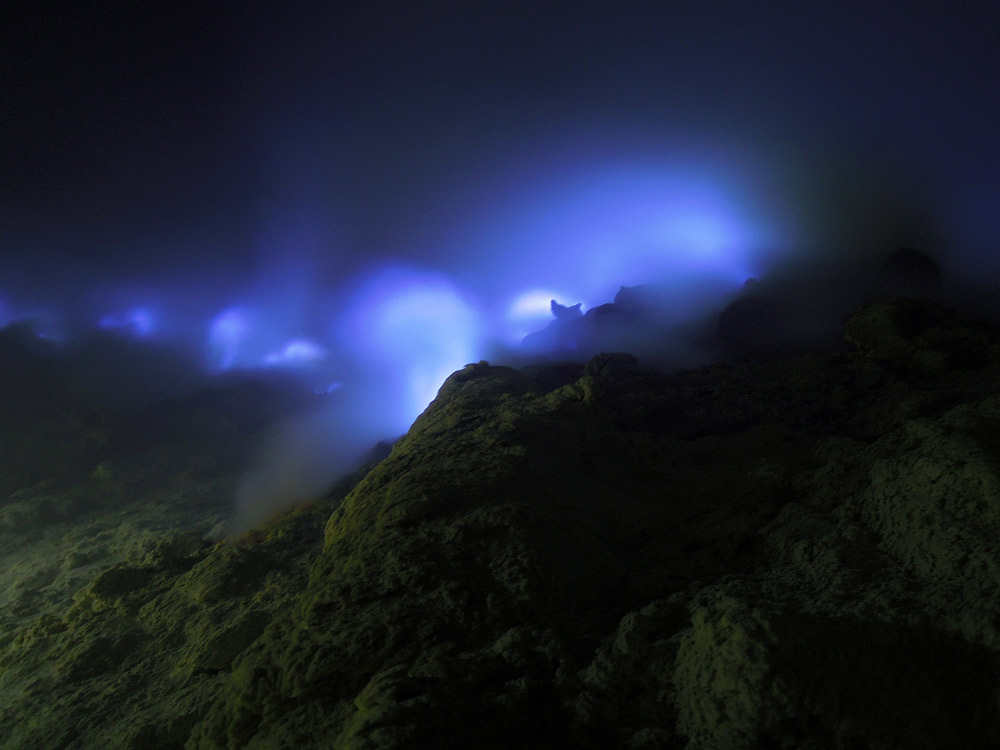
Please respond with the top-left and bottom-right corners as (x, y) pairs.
(3, 300), (1000, 748)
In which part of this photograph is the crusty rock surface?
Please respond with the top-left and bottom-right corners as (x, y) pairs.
(3, 300), (1000, 748)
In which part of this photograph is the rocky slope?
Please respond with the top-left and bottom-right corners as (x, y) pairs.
(3, 298), (1000, 748)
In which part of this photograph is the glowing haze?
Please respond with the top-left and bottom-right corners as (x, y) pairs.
(3, 3), (998, 530)
(0, 134), (985, 534)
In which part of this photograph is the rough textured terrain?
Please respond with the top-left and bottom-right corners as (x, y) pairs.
(3, 298), (1000, 748)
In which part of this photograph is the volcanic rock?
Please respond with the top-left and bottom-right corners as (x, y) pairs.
(3, 300), (1000, 748)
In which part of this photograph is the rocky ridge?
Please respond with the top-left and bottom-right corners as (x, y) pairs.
(2, 298), (1000, 748)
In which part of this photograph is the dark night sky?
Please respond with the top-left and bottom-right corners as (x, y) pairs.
(2, 1), (999, 322)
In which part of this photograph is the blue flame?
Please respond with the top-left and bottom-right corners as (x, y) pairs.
(339, 266), (480, 425)
(264, 338), (327, 365)
(208, 308), (252, 370)
(99, 307), (155, 336)
(9, 148), (785, 445)
(446, 157), (774, 319)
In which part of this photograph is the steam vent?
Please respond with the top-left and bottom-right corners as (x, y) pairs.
(2, 295), (1000, 749)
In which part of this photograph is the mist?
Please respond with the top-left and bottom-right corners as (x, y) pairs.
(2, 126), (996, 535)
(2, 3), (998, 533)
(3, 126), (997, 536)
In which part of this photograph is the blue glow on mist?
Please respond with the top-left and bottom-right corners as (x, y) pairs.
(447, 159), (773, 322)
(339, 266), (480, 426)
(505, 289), (582, 344)
(99, 307), (155, 336)
(208, 308), (252, 370)
(207, 306), (330, 374)
(17, 311), (68, 341)
(264, 338), (327, 365)
(7, 151), (797, 535)
(216, 153), (771, 534)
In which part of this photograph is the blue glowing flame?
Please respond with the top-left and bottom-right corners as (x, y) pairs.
(99, 307), (155, 336)
(264, 338), (327, 365)
(3, 151), (800, 535)
(11, 151), (785, 449)
(447, 159), (771, 317)
(339, 266), (480, 424)
(208, 308), (252, 370)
